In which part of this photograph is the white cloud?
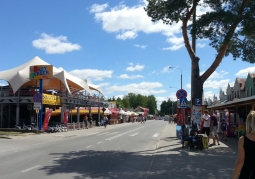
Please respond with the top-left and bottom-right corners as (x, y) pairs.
(90, 2), (212, 51)
(91, 2), (182, 40)
(126, 64), (144, 71)
(69, 69), (113, 81)
(116, 30), (138, 40)
(118, 74), (144, 79)
(197, 43), (206, 48)
(105, 82), (167, 96)
(200, 70), (229, 79)
(203, 79), (231, 89)
(134, 44), (147, 49)
(235, 66), (255, 77)
(162, 44), (185, 51)
(203, 90), (218, 101)
(90, 3), (108, 13)
(161, 66), (170, 73)
(32, 33), (81, 54)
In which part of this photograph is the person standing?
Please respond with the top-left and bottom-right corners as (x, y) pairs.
(232, 110), (255, 179)
(202, 110), (211, 144)
(210, 110), (220, 145)
(221, 119), (227, 141)
(83, 115), (88, 129)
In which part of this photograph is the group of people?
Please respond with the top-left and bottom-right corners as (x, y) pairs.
(179, 109), (255, 178)
(83, 115), (108, 128)
(201, 110), (227, 145)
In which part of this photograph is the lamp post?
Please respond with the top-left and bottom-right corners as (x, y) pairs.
(169, 67), (182, 89)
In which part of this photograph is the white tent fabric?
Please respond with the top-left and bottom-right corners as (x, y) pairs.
(103, 108), (112, 115)
(0, 56), (96, 95)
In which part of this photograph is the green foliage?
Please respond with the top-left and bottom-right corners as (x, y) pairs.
(145, 0), (255, 62)
(109, 93), (157, 114)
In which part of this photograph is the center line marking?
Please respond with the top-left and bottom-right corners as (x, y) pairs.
(86, 145), (93, 148)
(97, 141), (103, 144)
(129, 132), (138, 136)
(21, 165), (40, 173)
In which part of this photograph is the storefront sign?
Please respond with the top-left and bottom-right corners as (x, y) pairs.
(43, 93), (61, 105)
(30, 65), (53, 79)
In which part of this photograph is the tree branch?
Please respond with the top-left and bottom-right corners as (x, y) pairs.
(201, 0), (250, 83)
(182, 0), (199, 62)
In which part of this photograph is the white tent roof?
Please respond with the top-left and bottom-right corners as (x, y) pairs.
(0, 56), (96, 95)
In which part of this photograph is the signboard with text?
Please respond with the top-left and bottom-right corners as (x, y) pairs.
(30, 65), (53, 80)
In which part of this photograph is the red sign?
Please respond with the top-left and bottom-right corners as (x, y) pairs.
(176, 89), (187, 99)
(63, 110), (69, 124)
(42, 109), (52, 130)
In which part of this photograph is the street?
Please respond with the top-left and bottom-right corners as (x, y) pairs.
(0, 120), (237, 179)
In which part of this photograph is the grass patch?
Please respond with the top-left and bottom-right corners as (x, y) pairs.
(0, 131), (24, 136)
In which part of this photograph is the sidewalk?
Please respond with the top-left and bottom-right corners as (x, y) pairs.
(147, 123), (238, 179)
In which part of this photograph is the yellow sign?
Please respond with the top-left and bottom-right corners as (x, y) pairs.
(202, 137), (208, 149)
(42, 93), (61, 105)
(30, 65), (53, 79)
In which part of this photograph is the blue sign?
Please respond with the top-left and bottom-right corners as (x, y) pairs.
(195, 98), (202, 106)
(179, 97), (188, 108)
(33, 93), (42, 103)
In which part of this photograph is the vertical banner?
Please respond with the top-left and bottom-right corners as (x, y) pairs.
(63, 110), (69, 125)
(42, 109), (52, 130)
(192, 105), (202, 131)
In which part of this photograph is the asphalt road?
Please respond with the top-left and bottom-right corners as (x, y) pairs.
(0, 120), (167, 179)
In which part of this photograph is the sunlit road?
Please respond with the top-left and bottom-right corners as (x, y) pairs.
(0, 120), (167, 179)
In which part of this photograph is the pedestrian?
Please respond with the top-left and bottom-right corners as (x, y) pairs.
(83, 115), (88, 129)
(180, 124), (189, 148)
(210, 110), (220, 145)
(201, 110), (210, 144)
(221, 119), (227, 141)
(103, 115), (108, 128)
(232, 110), (255, 179)
(89, 115), (93, 128)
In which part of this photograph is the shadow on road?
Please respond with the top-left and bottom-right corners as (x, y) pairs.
(39, 137), (238, 179)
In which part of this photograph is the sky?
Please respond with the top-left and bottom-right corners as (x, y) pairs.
(0, 0), (254, 109)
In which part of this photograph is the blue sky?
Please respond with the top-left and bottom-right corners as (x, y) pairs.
(0, 0), (254, 109)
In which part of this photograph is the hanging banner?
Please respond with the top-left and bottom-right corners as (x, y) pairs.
(42, 109), (53, 130)
(42, 93), (61, 105)
(63, 110), (69, 124)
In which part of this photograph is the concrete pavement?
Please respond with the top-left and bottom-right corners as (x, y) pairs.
(147, 123), (238, 179)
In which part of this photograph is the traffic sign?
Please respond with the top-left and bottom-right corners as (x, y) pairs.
(176, 89), (187, 99)
(179, 97), (188, 108)
(194, 98), (202, 106)
(33, 93), (42, 102)
(33, 102), (41, 110)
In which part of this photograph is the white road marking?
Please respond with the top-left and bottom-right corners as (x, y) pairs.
(53, 158), (60, 161)
(106, 132), (118, 136)
(152, 133), (159, 137)
(21, 165), (40, 173)
(106, 126), (145, 141)
(97, 141), (103, 144)
(85, 145), (93, 148)
(129, 132), (138, 136)
(97, 132), (110, 136)
(86, 132), (99, 136)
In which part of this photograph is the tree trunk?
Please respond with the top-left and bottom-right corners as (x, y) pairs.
(191, 57), (203, 104)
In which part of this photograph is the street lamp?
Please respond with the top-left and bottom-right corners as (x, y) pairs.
(169, 67), (182, 89)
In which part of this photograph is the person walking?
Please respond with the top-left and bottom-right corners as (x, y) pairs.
(88, 115), (93, 128)
(210, 110), (220, 145)
(83, 115), (88, 129)
(232, 110), (255, 179)
(221, 119), (227, 141)
(202, 110), (211, 144)
(103, 115), (108, 128)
